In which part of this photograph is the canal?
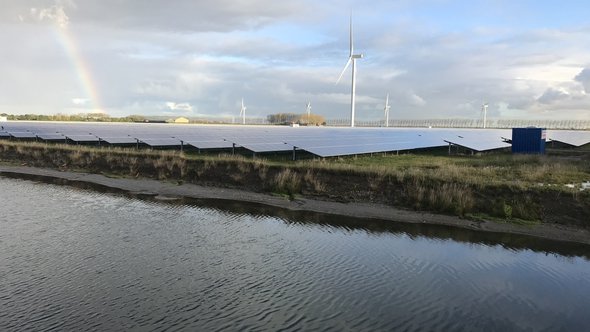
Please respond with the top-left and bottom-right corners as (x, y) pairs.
(1, 177), (589, 331)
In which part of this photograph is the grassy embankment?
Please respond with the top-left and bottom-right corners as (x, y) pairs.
(1, 140), (589, 226)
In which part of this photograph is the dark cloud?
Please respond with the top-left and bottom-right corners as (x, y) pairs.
(537, 88), (569, 104)
(574, 68), (590, 93)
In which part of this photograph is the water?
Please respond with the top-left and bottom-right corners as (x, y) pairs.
(1, 177), (590, 331)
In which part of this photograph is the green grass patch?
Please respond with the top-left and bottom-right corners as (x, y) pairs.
(467, 213), (541, 227)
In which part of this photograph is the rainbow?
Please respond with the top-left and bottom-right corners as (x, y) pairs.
(54, 26), (103, 113)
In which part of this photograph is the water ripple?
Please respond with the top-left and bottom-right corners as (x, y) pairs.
(1, 177), (590, 331)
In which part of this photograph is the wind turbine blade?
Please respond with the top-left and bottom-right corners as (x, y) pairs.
(336, 57), (352, 84)
(386, 93), (389, 107)
(349, 12), (354, 56)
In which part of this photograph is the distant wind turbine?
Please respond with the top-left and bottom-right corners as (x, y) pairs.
(305, 102), (311, 122)
(240, 98), (246, 125)
(384, 93), (391, 127)
(481, 102), (488, 129)
(336, 13), (364, 128)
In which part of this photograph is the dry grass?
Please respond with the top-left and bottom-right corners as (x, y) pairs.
(404, 179), (474, 216)
(300, 153), (589, 190)
(273, 169), (302, 198)
(1, 140), (588, 221)
(1, 141), (587, 191)
(303, 169), (326, 193)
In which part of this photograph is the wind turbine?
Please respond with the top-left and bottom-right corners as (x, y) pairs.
(481, 102), (488, 129)
(336, 13), (363, 128)
(305, 102), (311, 123)
(384, 93), (391, 127)
(240, 98), (246, 125)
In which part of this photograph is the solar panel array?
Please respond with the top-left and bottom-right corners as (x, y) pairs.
(0, 121), (588, 158)
(546, 130), (590, 147)
(442, 129), (512, 152)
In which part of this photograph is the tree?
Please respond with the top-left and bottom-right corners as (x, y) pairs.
(267, 113), (300, 124)
(267, 112), (325, 126)
(300, 113), (325, 126)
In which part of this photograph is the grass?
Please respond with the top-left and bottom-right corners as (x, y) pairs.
(2, 141), (588, 190)
(467, 213), (541, 227)
(298, 153), (590, 189)
(1, 140), (589, 223)
(272, 169), (302, 199)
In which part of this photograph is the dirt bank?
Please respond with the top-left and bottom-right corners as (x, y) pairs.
(1, 141), (589, 225)
(1, 165), (589, 245)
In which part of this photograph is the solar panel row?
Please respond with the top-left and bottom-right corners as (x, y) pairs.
(0, 122), (588, 157)
(546, 130), (590, 147)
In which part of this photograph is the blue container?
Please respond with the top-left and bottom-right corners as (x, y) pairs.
(512, 128), (546, 154)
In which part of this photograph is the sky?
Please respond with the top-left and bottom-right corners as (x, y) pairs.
(1, 0), (590, 121)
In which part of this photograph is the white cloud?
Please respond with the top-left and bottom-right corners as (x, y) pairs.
(28, 0), (74, 28)
(71, 98), (89, 105)
(165, 102), (194, 114)
(408, 93), (426, 106)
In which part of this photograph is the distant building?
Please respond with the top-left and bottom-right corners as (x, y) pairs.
(174, 117), (190, 124)
(0, 116), (7, 122)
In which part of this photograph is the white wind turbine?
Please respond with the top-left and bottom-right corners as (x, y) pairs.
(481, 102), (488, 128)
(384, 93), (391, 127)
(305, 101), (311, 123)
(240, 98), (246, 125)
(336, 13), (364, 128)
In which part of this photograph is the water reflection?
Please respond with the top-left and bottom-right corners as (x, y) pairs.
(2, 175), (590, 331)
(3, 171), (590, 260)
(167, 197), (590, 261)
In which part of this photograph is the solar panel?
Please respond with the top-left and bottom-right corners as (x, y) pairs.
(9, 132), (37, 138)
(37, 133), (65, 141)
(240, 142), (294, 153)
(1, 121), (586, 157)
(302, 142), (425, 158)
(140, 138), (182, 147)
(444, 139), (511, 152)
(183, 140), (234, 149)
(66, 135), (100, 142)
(442, 129), (512, 151)
(100, 137), (138, 144)
(547, 130), (590, 147)
(288, 130), (449, 157)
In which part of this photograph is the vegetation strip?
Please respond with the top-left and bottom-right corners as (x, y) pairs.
(0, 141), (589, 228)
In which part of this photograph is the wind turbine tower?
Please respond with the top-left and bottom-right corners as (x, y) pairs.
(305, 102), (311, 123)
(240, 98), (247, 125)
(336, 13), (364, 128)
(384, 93), (391, 127)
(481, 102), (488, 129)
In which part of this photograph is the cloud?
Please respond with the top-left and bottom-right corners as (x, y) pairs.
(1, 1), (590, 121)
(574, 68), (590, 93)
(165, 102), (194, 114)
(408, 92), (426, 106)
(28, 0), (73, 28)
(537, 87), (570, 104)
(71, 98), (89, 105)
(55, 0), (305, 32)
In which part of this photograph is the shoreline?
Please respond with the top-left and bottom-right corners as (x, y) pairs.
(1, 165), (589, 245)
